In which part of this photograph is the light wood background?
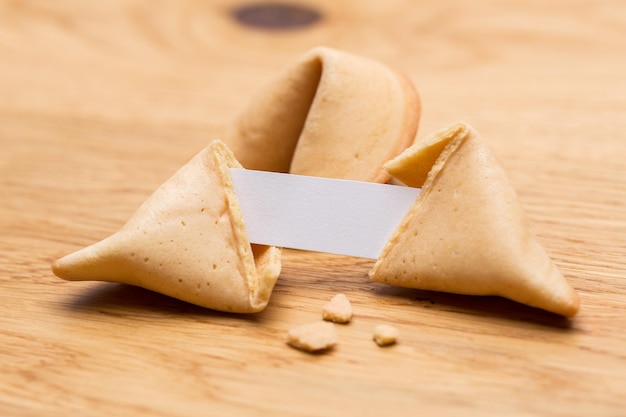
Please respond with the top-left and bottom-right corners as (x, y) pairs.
(1, 1), (625, 416)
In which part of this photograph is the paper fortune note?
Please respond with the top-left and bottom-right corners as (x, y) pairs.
(230, 169), (421, 259)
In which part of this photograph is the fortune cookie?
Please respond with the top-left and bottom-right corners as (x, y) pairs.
(52, 141), (281, 313)
(223, 46), (421, 183)
(370, 122), (580, 316)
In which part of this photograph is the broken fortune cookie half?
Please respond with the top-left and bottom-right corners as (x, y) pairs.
(52, 140), (281, 313)
(370, 122), (580, 317)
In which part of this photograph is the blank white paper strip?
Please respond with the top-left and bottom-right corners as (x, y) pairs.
(230, 169), (421, 259)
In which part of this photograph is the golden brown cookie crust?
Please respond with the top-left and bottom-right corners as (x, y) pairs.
(52, 141), (281, 313)
(371, 122), (580, 317)
(224, 46), (421, 183)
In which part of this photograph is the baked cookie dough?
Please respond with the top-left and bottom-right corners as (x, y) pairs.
(370, 122), (580, 317)
(287, 321), (338, 352)
(322, 293), (353, 324)
(223, 46), (421, 183)
(373, 324), (399, 346)
(52, 141), (281, 313)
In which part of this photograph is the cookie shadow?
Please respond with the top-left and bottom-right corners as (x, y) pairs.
(62, 282), (268, 323)
(373, 285), (575, 329)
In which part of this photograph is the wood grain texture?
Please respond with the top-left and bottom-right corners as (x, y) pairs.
(1, 1), (625, 416)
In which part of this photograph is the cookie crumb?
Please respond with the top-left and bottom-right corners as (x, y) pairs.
(373, 324), (398, 346)
(287, 321), (338, 353)
(322, 293), (352, 323)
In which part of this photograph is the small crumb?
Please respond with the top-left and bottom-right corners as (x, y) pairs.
(373, 324), (399, 347)
(287, 321), (338, 353)
(322, 293), (352, 324)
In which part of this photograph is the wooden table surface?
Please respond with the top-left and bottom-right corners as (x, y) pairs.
(1, 1), (625, 416)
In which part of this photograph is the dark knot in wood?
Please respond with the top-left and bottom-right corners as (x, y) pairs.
(232, 3), (322, 30)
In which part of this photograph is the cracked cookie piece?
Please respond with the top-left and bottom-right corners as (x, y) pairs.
(322, 293), (353, 323)
(373, 324), (399, 346)
(224, 46), (421, 183)
(370, 122), (580, 317)
(287, 321), (338, 353)
(52, 140), (281, 313)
